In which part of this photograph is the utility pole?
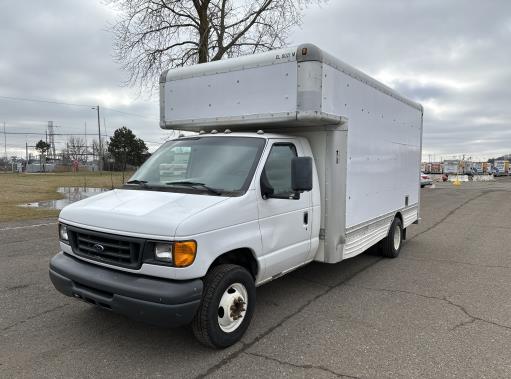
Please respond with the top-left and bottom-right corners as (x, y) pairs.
(3, 121), (6, 160)
(84, 121), (88, 164)
(26, 142), (28, 162)
(93, 106), (103, 170)
(103, 117), (108, 139)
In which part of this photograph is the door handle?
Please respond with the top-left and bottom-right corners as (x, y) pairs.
(303, 211), (309, 225)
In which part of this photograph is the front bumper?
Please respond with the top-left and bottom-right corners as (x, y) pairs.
(49, 252), (203, 327)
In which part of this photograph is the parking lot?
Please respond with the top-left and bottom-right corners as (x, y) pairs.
(1, 178), (511, 378)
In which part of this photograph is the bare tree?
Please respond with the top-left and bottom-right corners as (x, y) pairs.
(91, 139), (99, 160)
(66, 136), (88, 162)
(109, 0), (322, 89)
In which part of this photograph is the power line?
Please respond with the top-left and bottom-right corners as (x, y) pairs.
(0, 95), (91, 108)
(0, 95), (158, 120)
(102, 106), (158, 121)
(3, 131), (164, 144)
(2, 131), (113, 136)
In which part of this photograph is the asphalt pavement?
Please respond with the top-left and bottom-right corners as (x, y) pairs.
(1, 178), (511, 378)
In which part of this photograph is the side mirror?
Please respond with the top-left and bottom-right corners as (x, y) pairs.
(291, 157), (313, 192)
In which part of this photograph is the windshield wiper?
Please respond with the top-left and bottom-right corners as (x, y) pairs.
(166, 181), (223, 196)
(125, 179), (148, 186)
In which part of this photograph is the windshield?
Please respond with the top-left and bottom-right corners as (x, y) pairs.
(127, 136), (266, 196)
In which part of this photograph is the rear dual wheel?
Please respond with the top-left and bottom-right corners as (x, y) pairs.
(192, 264), (255, 349)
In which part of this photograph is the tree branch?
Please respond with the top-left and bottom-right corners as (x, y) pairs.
(108, 0), (318, 90)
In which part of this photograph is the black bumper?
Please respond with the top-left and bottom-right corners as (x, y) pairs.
(49, 252), (203, 327)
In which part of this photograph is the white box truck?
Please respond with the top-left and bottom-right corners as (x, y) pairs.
(493, 160), (509, 176)
(49, 44), (423, 348)
(443, 159), (460, 176)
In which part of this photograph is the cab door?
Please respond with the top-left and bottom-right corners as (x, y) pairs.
(257, 139), (312, 279)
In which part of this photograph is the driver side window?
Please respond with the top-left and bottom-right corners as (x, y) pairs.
(262, 143), (297, 198)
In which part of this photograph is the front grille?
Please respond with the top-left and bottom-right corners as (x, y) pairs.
(68, 227), (143, 269)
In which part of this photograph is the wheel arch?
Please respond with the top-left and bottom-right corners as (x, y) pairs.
(393, 212), (406, 240)
(209, 248), (259, 280)
(395, 211), (404, 225)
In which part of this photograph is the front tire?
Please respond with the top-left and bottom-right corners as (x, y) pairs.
(192, 264), (255, 349)
(381, 217), (403, 258)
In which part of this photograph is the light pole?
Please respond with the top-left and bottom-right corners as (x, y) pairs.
(92, 106), (102, 170)
(3, 121), (7, 161)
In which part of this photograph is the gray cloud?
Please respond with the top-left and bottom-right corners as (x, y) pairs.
(0, 0), (165, 157)
(392, 82), (451, 101)
(292, 0), (511, 160)
(1, 0), (510, 160)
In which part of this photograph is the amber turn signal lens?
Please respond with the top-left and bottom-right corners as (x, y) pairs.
(173, 241), (197, 267)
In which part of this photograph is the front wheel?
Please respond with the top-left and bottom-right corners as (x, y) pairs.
(192, 264), (255, 349)
(381, 217), (403, 258)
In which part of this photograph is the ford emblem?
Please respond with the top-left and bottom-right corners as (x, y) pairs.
(93, 244), (105, 252)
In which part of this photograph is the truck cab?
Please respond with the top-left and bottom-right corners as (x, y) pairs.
(51, 131), (319, 347)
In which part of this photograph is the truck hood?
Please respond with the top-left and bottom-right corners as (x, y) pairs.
(59, 188), (229, 238)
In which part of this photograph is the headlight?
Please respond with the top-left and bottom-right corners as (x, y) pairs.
(154, 243), (173, 263)
(153, 241), (197, 267)
(59, 224), (69, 242)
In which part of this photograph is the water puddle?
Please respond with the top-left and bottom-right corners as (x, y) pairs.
(20, 187), (109, 210)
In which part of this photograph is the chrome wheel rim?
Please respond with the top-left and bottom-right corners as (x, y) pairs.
(393, 224), (401, 251)
(218, 283), (248, 333)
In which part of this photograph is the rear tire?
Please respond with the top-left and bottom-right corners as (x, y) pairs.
(381, 217), (403, 258)
(192, 264), (255, 349)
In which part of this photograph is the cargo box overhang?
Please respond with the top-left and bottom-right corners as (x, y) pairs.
(159, 43), (423, 131)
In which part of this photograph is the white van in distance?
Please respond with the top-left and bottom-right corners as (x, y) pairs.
(49, 44), (423, 348)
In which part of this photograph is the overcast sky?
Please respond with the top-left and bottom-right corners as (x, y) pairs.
(1, 0), (510, 161)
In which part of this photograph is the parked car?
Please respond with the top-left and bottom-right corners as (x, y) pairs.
(421, 172), (432, 187)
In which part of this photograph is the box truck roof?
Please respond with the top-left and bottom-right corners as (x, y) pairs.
(160, 43), (422, 131)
